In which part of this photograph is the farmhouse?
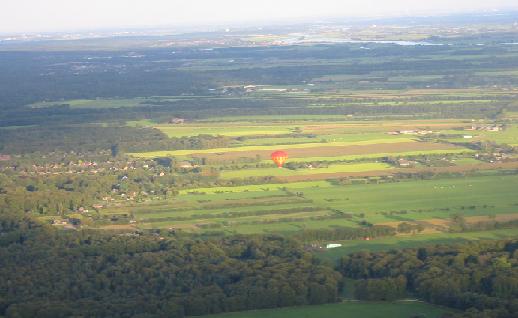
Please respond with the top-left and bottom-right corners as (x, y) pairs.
(387, 130), (433, 135)
(51, 219), (68, 225)
(169, 117), (185, 124)
(397, 158), (416, 167)
(399, 130), (417, 135)
(467, 124), (503, 132)
(259, 88), (288, 92)
(177, 161), (197, 169)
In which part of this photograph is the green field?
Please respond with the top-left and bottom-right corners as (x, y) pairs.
(31, 98), (150, 109)
(179, 181), (331, 195)
(155, 124), (296, 137)
(101, 173), (518, 234)
(478, 124), (518, 146)
(30, 96), (221, 109)
(439, 124), (518, 146)
(200, 301), (450, 318)
(318, 228), (518, 262)
(129, 138), (414, 158)
(199, 115), (359, 122)
(234, 132), (410, 146)
(303, 174), (518, 223)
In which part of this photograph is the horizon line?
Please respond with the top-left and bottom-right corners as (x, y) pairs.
(2, 8), (518, 36)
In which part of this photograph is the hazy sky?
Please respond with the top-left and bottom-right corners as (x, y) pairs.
(2, 0), (518, 33)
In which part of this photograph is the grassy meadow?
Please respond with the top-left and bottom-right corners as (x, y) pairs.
(102, 173), (518, 235)
(200, 301), (451, 318)
(219, 163), (393, 179)
(318, 228), (518, 262)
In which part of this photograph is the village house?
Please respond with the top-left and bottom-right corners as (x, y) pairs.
(243, 85), (257, 93)
(177, 161), (197, 169)
(398, 158), (416, 167)
(467, 124), (503, 132)
(169, 117), (185, 124)
(51, 219), (68, 226)
(387, 130), (433, 135)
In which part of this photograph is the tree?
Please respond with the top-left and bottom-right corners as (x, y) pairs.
(110, 144), (119, 157)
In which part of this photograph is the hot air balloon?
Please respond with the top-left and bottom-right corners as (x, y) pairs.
(271, 150), (288, 168)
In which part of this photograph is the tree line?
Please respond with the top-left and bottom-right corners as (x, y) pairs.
(338, 240), (518, 318)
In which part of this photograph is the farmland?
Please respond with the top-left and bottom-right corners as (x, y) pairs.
(129, 138), (418, 158)
(219, 162), (393, 179)
(100, 172), (518, 235)
(114, 106), (518, 237)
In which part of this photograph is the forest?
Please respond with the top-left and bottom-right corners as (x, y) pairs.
(0, 215), (341, 317)
(339, 241), (518, 317)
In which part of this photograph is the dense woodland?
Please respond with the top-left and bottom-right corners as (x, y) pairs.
(339, 241), (518, 318)
(1, 213), (518, 317)
(0, 215), (341, 318)
(0, 126), (231, 154)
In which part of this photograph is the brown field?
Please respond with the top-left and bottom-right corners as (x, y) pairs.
(98, 224), (137, 231)
(380, 213), (518, 235)
(199, 196), (304, 209)
(302, 121), (470, 134)
(466, 214), (518, 223)
(194, 142), (459, 161)
(404, 161), (518, 174)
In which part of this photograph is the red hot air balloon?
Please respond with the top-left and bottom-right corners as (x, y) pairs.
(271, 150), (288, 168)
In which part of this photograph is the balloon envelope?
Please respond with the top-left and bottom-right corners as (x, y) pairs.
(271, 150), (288, 168)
